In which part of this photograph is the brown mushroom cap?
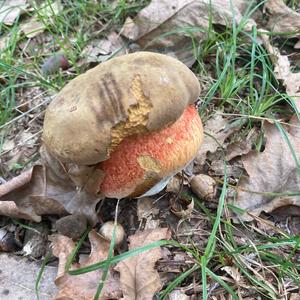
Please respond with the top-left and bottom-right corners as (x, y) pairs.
(43, 52), (200, 165)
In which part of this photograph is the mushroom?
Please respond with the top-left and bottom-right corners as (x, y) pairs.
(43, 52), (204, 199)
(0, 52), (204, 225)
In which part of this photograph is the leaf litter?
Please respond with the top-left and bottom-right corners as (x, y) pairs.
(50, 228), (170, 300)
(120, 0), (256, 66)
(1, 0), (300, 298)
(51, 230), (122, 300)
(236, 118), (300, 221)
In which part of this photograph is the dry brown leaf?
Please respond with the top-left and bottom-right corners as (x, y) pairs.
(0, 166), (67, 222)
(171, 198), (194, 218)
(166, 175), (182, 194)
(0, 145), (102, 223)
(194, 112), (240, 167)
(0, 201), (41, 221)
(80, 32), (126, 66)
(265, 0), (300, 41)
(2, 130), (40, 171)
(20, 18), (45, 38)
(120, 0), (255, 66)
(260, 32), (300, 103)
(137, 197), (159, 221)
(236, 117), (300, 221)
(115, 228), (171, 300)
(0, 0), (28, 25)
(226, 128), (258, 161)
(51, 230), (122, 300)
(19, 1), (63, 38)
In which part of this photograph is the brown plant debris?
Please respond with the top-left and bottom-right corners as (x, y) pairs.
(115, 228), (171, 300)
(236, 117), (300, 221)
(194, 111), (240, 167)
(260, 31), (300, 103)
(120, 0), (255, 66)
(0, 145), (103, 223)
(265, 0), (300, 41)
(51, 230), (122, 300)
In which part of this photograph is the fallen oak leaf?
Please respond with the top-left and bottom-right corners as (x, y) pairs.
(260, 31), (300, 103)
(0, 200), (42, 221)
(235, 117), (300, 221)
(0, 145), (103, 223)
(265, 0), (300, 42)
(0, 0), (28, 25)
(80, 32), (127, 66)
(120, 0), (256, 66)
(0, 167), (66, 222)
(115, 228), (171, 300)
(194, 111), (242, 168)
(51, 230), (122, 300)
(20, 1), (63, 38)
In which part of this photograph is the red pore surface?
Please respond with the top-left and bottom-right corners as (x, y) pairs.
(99, 105), (203, 198)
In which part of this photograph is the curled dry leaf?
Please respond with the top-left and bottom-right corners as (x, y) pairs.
(236, 117), (300, 221)
(137, 197), (160, 230)
(265, 0), (300, 41)
(0, 201), (41, 221)
(115, 228), (171, 300)
(260, 32), (300, 103)
(226, 128), (258, 161)
(0, 145), (102, 223)
(51, 230), (122, 300)
(194, 111), (240, 167)
(210, 160), (244, 178)
(120, 0), (255, 66)
(20, 1), (63, 38)
(221, 266), (242, 283)
(171, 198), (194, 218)
(0, 228), (18, 252)
(0, 0), (28, 25)
(137, 197), (159, 221)
(22, 225), (48, 258)
(80, 32), (126, 66)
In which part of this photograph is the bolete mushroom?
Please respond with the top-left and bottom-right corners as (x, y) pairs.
(43, 52), (204, 199)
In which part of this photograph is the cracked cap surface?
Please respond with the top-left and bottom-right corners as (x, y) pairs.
(42, 52), (201, 165)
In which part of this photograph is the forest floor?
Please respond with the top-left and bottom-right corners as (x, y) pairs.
(1, 1), (300, 299)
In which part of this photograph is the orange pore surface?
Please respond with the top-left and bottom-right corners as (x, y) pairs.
(99, 105), (203, 198)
